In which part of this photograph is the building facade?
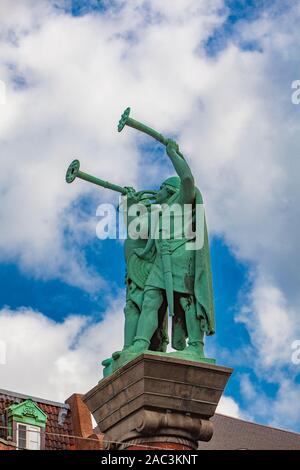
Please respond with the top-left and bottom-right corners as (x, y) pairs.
(0, 389), (103, 450)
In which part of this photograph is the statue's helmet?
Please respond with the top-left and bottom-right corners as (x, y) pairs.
(161, 176), (180, 191)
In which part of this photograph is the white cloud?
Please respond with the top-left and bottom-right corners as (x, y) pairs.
(217, 395), (242, 419)
(270, 379), (300, 430)
(235, 278), (300, 431)
(237, 277), (296, 368)
(0, 0), (224, 291)
(237, 372), (300, 431)
(239, 374), (257, 402)
(0, 299), (124, 401)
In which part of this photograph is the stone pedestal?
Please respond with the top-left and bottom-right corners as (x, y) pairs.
(83, 353), (232, 450)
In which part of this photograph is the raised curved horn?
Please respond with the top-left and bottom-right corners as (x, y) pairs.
(65, 159), (127, 195)
(118, 107), (168, 146)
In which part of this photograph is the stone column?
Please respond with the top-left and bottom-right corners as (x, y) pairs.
(83, 353), (232, 450)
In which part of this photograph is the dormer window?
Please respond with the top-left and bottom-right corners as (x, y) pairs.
(17, 423), (41, 450)
(7, 399), (47, 450)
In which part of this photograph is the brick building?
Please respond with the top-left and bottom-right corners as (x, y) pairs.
(0, 388), (103, 450)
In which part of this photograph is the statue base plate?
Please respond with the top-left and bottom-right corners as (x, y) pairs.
(103, 349), (215, 377)
(84, 353), (232, 449)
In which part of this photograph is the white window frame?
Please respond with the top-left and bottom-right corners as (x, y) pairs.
(16, 422), (41, 450)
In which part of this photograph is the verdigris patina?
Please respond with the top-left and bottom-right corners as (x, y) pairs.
(66, 107), (215, 377)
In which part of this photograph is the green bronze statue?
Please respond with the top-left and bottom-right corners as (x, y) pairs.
(66, 107), (215, 376)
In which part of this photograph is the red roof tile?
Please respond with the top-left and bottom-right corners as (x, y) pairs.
(0, 389), (74, 450)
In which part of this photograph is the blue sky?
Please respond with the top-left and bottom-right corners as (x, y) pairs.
(1, 0), (300, 431)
